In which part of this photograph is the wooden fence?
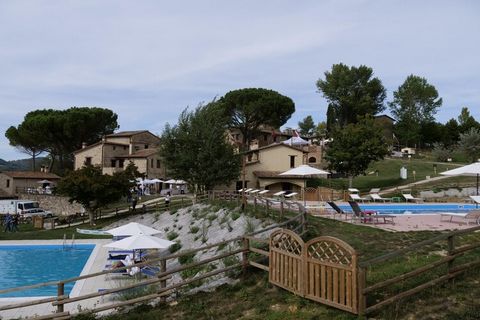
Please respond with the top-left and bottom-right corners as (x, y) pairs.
(0, 203), (306, 320)
(357, 224), (480, 315)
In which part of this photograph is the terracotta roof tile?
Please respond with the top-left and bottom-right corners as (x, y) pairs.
(1, 171), (61, 179)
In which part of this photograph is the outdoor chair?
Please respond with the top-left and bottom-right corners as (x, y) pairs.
(402, 193), (424, 203)
(326, 201), (350, 220)
(440, 210), (480, 225)
(348, 201), (396, 224)
(370, 193), (392, 202)
(349, 193), (369, 202)
(469, 195), (480, 205)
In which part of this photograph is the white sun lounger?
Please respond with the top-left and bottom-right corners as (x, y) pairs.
(273, 191), (286, 197)
(402, 193), (424, 203)
(348, 188), (360, 193)
(284, 192), (298, 198)
(349, 193), (369, 202)
(249, 189), (260, 194)
(370, 193), (392, 202)
(258, 190), (269, 195)
(440, 210), (480, 225)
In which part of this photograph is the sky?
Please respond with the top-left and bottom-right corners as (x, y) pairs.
(0, 0), (478, 160)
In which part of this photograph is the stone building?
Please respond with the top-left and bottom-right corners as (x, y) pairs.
(73, 130), (166, 179)
(0, 171), (61, 196)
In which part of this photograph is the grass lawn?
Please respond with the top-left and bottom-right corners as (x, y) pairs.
(310, 157), (476, 193)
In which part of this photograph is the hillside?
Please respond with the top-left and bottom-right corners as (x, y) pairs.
(0, 157), (47, 171)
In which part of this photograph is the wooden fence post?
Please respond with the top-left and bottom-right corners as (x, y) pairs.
(357, 267), (366, 316)
(115, 208), (118, 216)
(142, 204), (146, 214)
(253, 197), (257, 212)
(159, 258), (167, 302)
(447, 235), (455, 278)
(280, 201), (284, 220)
(266, 199), (270, 217)
(242, 237), (250, 274)
(57, 282), (64, 313)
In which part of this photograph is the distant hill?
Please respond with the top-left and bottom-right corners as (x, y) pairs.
(0, 157), (48, 171)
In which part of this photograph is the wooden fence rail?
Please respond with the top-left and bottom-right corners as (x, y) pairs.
(358, 224), (480, 315)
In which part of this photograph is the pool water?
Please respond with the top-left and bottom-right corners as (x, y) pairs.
(0, 244), (95, 297)
(337, 203), (479, 214)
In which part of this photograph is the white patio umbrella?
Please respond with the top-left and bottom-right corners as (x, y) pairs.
(441, 162), (480, 195)
(37, 179), (52, 184)
(165, 179), (177, 184)
(103, 234), (175, 250)
(105, 222), (162, 237)
(279, 165), (330, 206)
(150, 178), (164, 183)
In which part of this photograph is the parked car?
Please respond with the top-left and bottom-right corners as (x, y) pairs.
(21, 209), (55, 222)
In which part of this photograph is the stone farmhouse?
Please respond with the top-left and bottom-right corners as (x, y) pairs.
(73, 130), (166, 179)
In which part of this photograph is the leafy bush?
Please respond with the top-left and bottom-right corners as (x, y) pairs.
(207, 214), (217, 222)
(231, 212), (241, 221)
(178, 252), (196, 265)
(244, 217), (256, 234)
(169, 241), (182, 253)
(189, 226), (200, 234)
(167, 231), (179, 240)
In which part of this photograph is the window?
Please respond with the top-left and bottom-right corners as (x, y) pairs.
(134, 146), (140, 151)
(123, 146), (127, 150)
(145, 144), (149, 149)
(85, 157), (92, 165)
(157, 159), (161, 168)
(6, 179), (10, 188)
(111, 160), (116, 167)
(151, 159), (154, 168)
(290, 155), (295, 168)
(308, 157), (317, 163)
(263, 134), (268, 141)
(119, 160), (124, 168)
(113, 146), (116, 150)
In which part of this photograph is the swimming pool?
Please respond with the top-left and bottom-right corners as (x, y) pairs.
(0, 244), (95, 297)
(337, 203), (479, 214)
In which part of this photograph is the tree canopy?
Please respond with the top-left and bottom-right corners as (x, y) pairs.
(160, 101), (241, 193)
(56, 162), (141, 225)
(219, 88), (295, 148)
(317, 63), (386, 131)
(458, 128), (480, 162)
(325, 117), (389, 187)
(389, 75), (442, 147)
(5, 107), (119, 173)
(298, 115), (315, 137)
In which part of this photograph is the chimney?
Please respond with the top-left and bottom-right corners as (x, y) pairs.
(82, 142), (87, 149)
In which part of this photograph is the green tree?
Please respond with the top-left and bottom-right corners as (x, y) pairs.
(317, 63), (386, 130)
(325, 117), (389, 187)
(56, 162), (140, 225)
(389, 75), (442, 147)
(458, 107), (479, 133)
(5, 121), (46, 170)
(219, 88), (295, 147)
(6, 107), (118, 173)
(442, 119), (460, 147)
(160, 102), (241, 194)
(298, 115), (315, 137)
(458, 128), (480, 162)
(315, 121), (327, 138)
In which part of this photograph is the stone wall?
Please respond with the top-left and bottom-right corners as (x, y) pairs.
(18, 194), (82, 216)
(419, 187), (477, 201)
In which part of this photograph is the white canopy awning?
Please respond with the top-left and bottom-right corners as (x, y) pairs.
(103, 234), (175, 250)
(105, 222), (162, 237)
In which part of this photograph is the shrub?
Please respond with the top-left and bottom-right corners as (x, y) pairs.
(207, 213), (217, 222)
(231, 212), (241, 221)
(169, 241), (182, 253)
(178, 252), (196, 265)
(189, 226), (200, 234)
(244, 217), (256, 234)
(167, 231), (179, 241)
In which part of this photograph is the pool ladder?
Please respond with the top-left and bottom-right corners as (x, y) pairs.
(62, 233), (76, 250)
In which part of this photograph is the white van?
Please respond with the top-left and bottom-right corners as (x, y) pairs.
(0, 200), (53, 220)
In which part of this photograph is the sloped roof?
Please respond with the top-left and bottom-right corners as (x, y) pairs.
(105, 130), (149, 138)
(246, 143), (306, 154)
(116, 149), (158, 159)
(73, 141), (128, 154)
(1, 171), (61, 179)
(253, 171), (307, 179)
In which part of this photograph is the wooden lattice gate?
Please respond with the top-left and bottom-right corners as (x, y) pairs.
(268, 230), (359, 314)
